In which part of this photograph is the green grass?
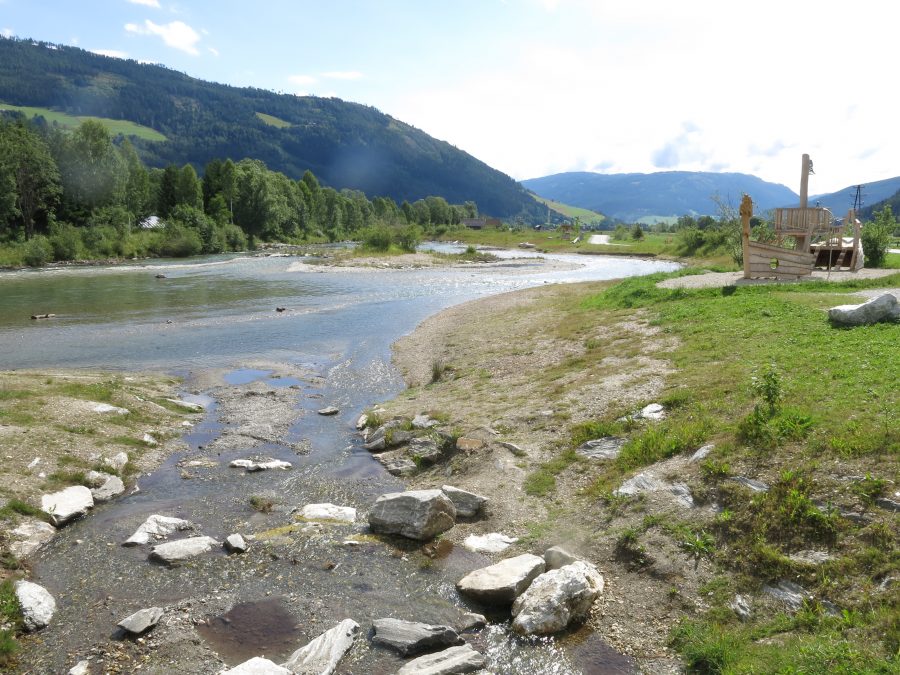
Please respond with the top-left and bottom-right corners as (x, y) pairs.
(531, 195), (606, 226)
(0, 102), (167, 141)
(0, 578), (20, 666)
(255, 112), (292, 128)
(576, 270), (900, 670)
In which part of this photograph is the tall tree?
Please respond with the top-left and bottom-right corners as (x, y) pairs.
(0, 121), (60, 239)
(55, 120), (124, 218)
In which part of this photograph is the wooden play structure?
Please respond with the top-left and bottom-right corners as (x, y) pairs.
(741, 154), (863, 280)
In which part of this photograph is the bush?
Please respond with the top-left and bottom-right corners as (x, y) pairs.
(394, 223), (422, 252)
(81, 225), (124, 257)
(862, 206), (894, 268)
(48, 222), (82, 261)
(631, 224), (645, 240)
(22, 235), (53, 266)
(153, 223), (202, 258)
(360, 223), (393, 251)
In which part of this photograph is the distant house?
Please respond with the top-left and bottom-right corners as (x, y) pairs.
(462, 217), (500, 229)
(139, 215), (163, 230)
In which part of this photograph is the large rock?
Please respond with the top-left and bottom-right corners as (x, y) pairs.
(511, 560), (605, 635)
(441, 485), (488, 517)
(377, 456), (417, 476)
(371, 618), (462, 656)
(9, 519), (56, 558)
(408, 437), (443, 465)
(412, 414), (440, 429)
(829, 293), (900, 326)
(41, 485), (94, 526)
(298, 503), (356, 524)
(615, 471), (694, 507)
(576, 436), (625, 460)
(15, 580), (56, 631)
(148, 536), (218, 565)
(396, 644), (485, 675)
(117, 606), (164, 634)
(104, 451), (129, 472)
(368, 489), (456, 541)
(456, 554), (545, 605)
(85, 470), (125, 502)
(223, 657), (292, 674)
(363, 420), (407, 452)
(281, 618), (359, 675)
(762, 580), (810, 612)
(124, 514), (193, 546)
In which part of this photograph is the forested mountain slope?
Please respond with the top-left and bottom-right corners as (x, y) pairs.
(0, 37), (541, 219)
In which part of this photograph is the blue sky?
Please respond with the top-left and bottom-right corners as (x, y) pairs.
(1, 0), (897, 196)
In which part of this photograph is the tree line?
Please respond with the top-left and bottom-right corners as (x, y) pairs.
(0, 116), (478, 266)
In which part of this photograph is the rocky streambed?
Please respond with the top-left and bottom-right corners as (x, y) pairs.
(12, 364), (631, 674)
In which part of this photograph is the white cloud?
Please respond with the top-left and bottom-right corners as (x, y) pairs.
(208, 46), (219, 57)
(91, 48), (128, 59)
(1, 28), (13, 38)
(127, 0), (161, 7)
(321, 71), (363, 81)
(125, 19), (201, 55)
(288, 74), (317, 86)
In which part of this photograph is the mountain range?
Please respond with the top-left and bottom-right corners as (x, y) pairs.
(0, 37), (543, 220)
(524, 171), (900, 223)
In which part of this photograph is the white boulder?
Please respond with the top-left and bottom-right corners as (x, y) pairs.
(828, 293), (900, 326)
(124, 514), (193, 546)
(15, 580), (56, 631)
(396, 644), (485, 675)
(280, 618), (359, 675)
(511, 560), (605, 635)
(462, 533), (517, 554)
(222, 657), (292, 674)
(298, 503), (356, 524)
(41, 485), (94, 527)
(456, 554), (545, 605)
(149, 536), (218, 565)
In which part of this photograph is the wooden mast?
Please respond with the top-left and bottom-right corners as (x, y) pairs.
(741, 194), (752, 279)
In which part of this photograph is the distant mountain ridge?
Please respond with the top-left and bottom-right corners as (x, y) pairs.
(522, 171), (798, 222)
(0, 37), (542, 220)
(809, 176), (900, 216)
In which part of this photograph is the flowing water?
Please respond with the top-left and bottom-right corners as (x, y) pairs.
(1, 248), (678, 673)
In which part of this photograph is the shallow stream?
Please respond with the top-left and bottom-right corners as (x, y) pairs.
(1, 248), (678, 673)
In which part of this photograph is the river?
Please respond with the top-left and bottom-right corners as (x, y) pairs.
(1, 247), (679, 674)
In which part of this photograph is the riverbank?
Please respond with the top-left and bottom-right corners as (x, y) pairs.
(373, 269), (900, 672)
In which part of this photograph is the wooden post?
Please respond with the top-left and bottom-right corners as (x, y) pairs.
(740, 194), (753, 279)
(799, 154), (810, 209)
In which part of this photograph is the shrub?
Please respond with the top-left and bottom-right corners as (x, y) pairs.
(631, 223), (645, 240)
(22, 235), (52, 266)
(861, 207), (893, 268)
(360, 223), (393, 251)
(48, 222), (82, 261)
(394, 223), (422, 252)
(153, 223), (202, 258)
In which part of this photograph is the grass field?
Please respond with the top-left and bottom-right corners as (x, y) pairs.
(255, 112), (292, 128)
(531, 195), (606, 226)
(574, 271), (900, 672)
(0, 103), (166, 141)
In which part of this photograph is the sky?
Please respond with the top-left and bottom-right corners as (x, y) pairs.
(1, 0), (896, 196)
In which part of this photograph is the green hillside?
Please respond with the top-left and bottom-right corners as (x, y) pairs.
(0, 36), (543, 220)
(531, 194), (605, 225)
(0, 102), (166, 141)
